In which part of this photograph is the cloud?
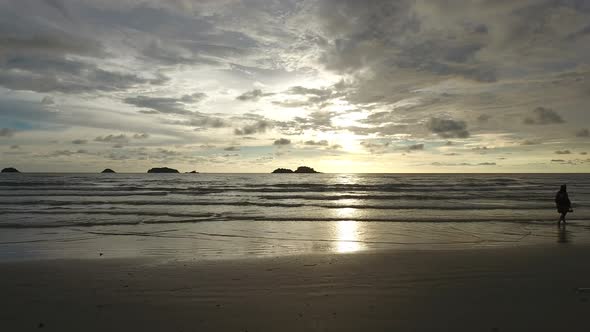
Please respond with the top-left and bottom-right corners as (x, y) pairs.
(407, 143), (424, 151)
(71, 139), (87, 145)
(180, 92), (208, 103)
(224, 146), (240, 151)
(431, 162), (496, 167)
(427, 118), (470, 138)
(236, 89), (273, 101)
(234, 120), (273, 135)
(273, 86), (336, 107)
(477, 114), (491, 122)
(576, 129), (589, 137)
(124, 96), (194, 115)
(273, 138), (291, 146)
(523, 107), (565, 125)
(133, 133), (150, 139)
(360, 141), (391, 154)
(45, 149), (89, 158)
(41, 96), (55, 105)
(283, 111), (335, 133)
(555, 150), (572, 155)
(0, 55), (164, 93)
(94, 134), (130, 144)
(304, 140), (329, 146)
(521, 140), (540, 146)
(0, 128), (15, 137)
(10, 145), (19, 149)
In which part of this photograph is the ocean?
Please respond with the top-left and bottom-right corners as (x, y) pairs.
(1, 173), (589, 260)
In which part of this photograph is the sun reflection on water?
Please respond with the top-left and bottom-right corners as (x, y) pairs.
(335, 220), (361, 253)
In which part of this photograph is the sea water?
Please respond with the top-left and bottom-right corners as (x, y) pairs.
(0, 173), (588, 260)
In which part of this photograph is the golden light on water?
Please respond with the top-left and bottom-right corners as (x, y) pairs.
(335, 220), (362, 253)
(333, 205), (363, 253)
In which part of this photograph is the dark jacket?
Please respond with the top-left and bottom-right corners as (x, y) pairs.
(555, 190), (571, 213)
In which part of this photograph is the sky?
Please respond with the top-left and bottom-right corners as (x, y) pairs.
(0, 0), (589, 173)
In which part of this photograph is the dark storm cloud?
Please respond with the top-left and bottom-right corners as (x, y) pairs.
(273, 138), (291, 146)
(0, 128), (15, 137)
(224, 146), (240, 151)
(71, 139), (87, 145)
(523, 107), (565, 125)
(555, 150), (572, 155)
(427, 118), (470, 138)
(576, 128), (589, 137)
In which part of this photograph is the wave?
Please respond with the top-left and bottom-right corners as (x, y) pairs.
(0, 215), (587, 229)
(0, 200), (556, 210)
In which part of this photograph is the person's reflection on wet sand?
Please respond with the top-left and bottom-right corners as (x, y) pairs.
(557, 223), (570, 244)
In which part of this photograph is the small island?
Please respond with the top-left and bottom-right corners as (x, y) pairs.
(147, 167), (179, 174)
(272, 168), (294, 173)
(186, 170), (199, 174)
(272, 166), (320, 174)
(1, 167), (20, 173)
(101, 168), (116, 173)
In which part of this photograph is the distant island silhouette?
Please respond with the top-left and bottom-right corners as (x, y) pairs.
(1, 167), (20, 173)
(148, 167), (179, 173)
(272, 166), (320, 174)
(186, 170), (199, 174)
(101, 168), (116, 173)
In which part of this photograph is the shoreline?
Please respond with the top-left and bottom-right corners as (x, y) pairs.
(1, 219), (588, 262)
(1, 245), (589, 331)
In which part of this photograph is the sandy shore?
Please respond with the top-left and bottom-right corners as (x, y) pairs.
(1, 245), (589, 331)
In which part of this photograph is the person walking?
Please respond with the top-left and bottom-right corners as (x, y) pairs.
(555, 184), (572, 225)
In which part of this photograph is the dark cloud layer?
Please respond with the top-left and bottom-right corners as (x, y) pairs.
(234, 120), (273, 135)
(427, 118), (470, 138)
(524, 107), (565, 125)
(273, 138), (291, 146)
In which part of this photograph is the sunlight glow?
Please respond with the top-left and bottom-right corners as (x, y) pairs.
(334, 220), (362, 253)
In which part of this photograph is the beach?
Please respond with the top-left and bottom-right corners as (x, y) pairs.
(1, 244), (589, 331)
(1, 173), (589, 330)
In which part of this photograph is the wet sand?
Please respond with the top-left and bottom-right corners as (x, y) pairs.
(1, 245), (589, 331)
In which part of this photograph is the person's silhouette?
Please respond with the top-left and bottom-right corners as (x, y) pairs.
(555, 184), (572, 224)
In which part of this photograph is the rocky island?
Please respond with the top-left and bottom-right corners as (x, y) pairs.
(147, 167), (179, 174)
(272, 168), (294, 173)
(272, 166), (320, 174)
(186, 170), (199, 174)
(101, 168), (116, 173)
(1, 167), (20, 173)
